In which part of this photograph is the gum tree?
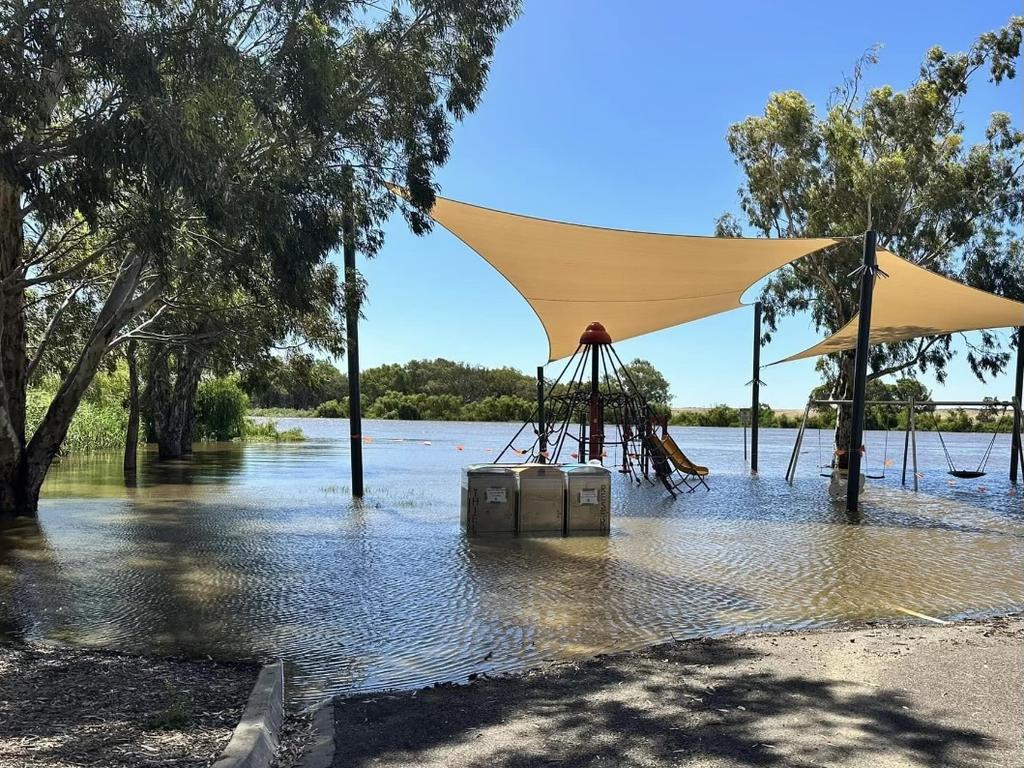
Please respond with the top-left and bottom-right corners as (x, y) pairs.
(719, 19), (1023, 460)
(1, 0), (520, 514)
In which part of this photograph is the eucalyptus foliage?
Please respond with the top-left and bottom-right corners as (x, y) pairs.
(718, 18), (1023, 452)
(1, 0), (520, 513)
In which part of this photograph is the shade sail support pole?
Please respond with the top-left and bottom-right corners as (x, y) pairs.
(344, 193), (364, 498)
(537, 366), (547, 464)
(751, 301), (763, 474)
(901, 398), (913, 486)
(847, 230), (878, 513)
(910, 404), (919, 492)
(1011, 327), (1023, 483)
(589, 340), (602, 462)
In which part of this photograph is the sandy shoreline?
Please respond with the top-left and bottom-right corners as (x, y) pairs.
(321, 614), (1024, 768)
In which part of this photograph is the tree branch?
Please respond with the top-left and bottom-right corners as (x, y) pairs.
(26, 280), (90, 381)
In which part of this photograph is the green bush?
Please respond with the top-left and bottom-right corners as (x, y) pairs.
(27, 368), (129, 453)
(698, 404), (741, 427)
(315, 399), (348, 418)
(243, 418), (304, 441)
(250, 407), (315, 417)
(366, 391), (463, 420)
(196, 376), (249, 441)
(462, 395), (534, 422)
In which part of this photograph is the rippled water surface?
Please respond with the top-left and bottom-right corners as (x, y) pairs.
(2, 420), (1022, 705)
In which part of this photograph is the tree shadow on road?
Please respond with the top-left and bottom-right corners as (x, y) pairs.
(333, 636), (996, 768)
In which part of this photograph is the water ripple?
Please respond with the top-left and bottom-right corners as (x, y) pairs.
(0, 422), (1019, 706)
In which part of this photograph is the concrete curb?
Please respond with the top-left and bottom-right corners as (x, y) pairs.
(212, 661), (285, 768)
(298, 699), (335, 768)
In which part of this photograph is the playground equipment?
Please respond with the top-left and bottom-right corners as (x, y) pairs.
(931, 404), (1009, 479)
(659, 433), (710, 491)
(347, 192), (1024, 516)
(786, 398), (1024, 491)
(494, 322), (710, 499)
(460, 462), (611, 537)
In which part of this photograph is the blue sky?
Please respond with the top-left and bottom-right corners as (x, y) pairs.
(351, 0), (1021, 409)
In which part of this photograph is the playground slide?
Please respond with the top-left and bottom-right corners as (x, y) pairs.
(660, 434), (709, 477)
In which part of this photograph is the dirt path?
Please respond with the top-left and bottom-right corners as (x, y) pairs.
(329, 616), (1023, 768)
(0, 643), (256, 768)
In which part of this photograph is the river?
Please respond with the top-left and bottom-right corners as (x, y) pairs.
(1, 419), (1021, 705)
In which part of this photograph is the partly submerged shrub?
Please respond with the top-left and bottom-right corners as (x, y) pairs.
(196, 376), (249, 441)
(242, 418), (304, 442)
(315, 399), (347, 418)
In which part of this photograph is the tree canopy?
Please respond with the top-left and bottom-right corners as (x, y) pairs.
(718, 17), (1023, 454)
(1, 0), (521, 514)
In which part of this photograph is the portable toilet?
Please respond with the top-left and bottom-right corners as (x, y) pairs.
(461, 464), (518, 536)
(515, 464), (565, 535)
(564, 463), (611, 533)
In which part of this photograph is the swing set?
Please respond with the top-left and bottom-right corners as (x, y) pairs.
(786, 397), (1024, 490)
(931, 406), (1007, 479)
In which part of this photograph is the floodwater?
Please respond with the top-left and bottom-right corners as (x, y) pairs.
(1, 420), (1022, 706)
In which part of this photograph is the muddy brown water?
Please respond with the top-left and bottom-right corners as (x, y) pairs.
(1, 420), (1021, 706)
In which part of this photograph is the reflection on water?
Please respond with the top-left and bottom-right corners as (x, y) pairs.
(1, 421), (1022, 705)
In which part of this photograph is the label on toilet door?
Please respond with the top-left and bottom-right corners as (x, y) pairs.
(578, 488), (599, 505)
(485, 487), (507, 504)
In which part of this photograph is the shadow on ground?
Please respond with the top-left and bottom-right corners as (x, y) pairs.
(332, 636), (997, 768)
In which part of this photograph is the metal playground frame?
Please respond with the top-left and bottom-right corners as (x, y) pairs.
(785, 397), (1024, 489)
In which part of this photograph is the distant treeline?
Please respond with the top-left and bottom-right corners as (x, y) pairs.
(242, 356), (1016, 432)
(671, 404), (1016, 433)
(244, 356), (672, 423)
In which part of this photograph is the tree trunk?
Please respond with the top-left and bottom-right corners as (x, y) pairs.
(177, 352), (201, 456)
(21, 257), (159, 512)
(833, 351), (855, 470)
(0, 181), (28, 516)
(147, 345), (179, 459)
(146, 345), (204, 459)
(124, 340), (140, 474)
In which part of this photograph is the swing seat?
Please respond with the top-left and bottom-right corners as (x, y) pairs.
(948, 470), (987, 479)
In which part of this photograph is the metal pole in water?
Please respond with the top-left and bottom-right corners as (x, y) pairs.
(751, 301), (762, 474)
(786, 398), (812, 485)
(537, 365), (546, 464)
(847, 230), (878, 513)
(1011, 327), (1023, 483)
(910, 404), (919, 492)
(901, 398), (913, 486)
(344, 193), (364, 498)
(589, 341), (602, 462)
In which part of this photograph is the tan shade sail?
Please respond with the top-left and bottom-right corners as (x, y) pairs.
(424, 195), (837, 360)
(777, 250), (1024, 363)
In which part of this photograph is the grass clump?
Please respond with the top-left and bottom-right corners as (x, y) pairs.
(243, 418), (304, 442)
(146, 683), (194, 730)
